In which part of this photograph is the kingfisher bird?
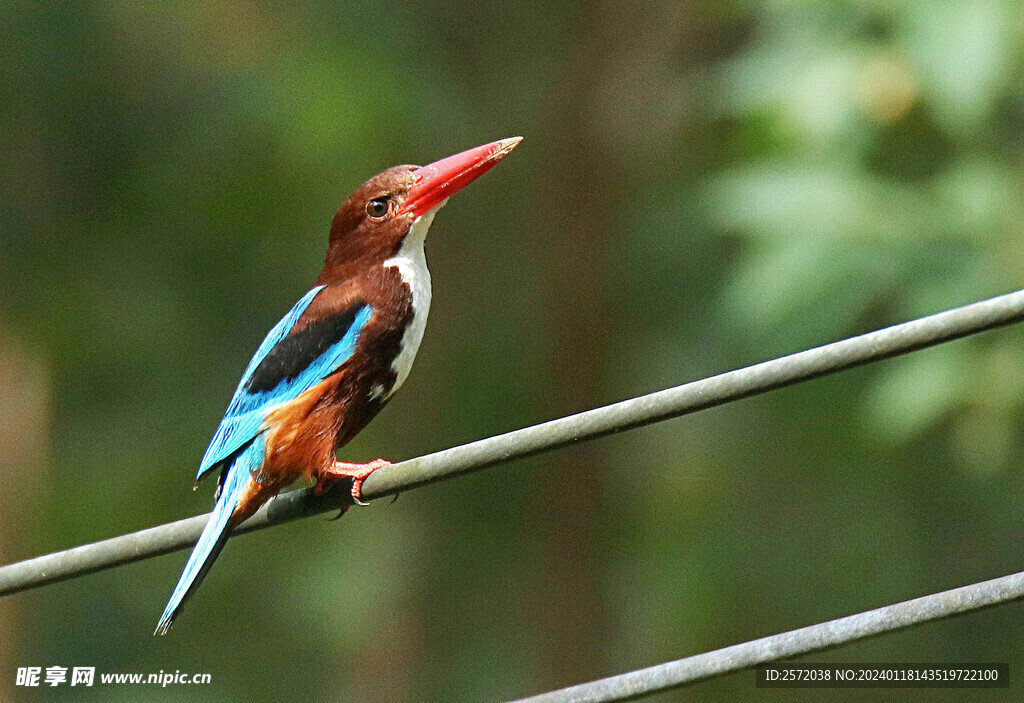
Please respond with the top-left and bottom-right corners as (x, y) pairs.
(155, 137), (522, 635)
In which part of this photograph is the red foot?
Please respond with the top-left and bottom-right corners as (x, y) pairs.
(315, 458), (391, 506)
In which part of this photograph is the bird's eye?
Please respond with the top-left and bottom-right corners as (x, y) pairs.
(366, 198), (390, 219)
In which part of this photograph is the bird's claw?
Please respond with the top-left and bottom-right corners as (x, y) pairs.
(316, 458), (391, 511)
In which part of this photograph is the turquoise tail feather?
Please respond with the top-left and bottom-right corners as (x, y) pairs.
(154, 437), (263, 635)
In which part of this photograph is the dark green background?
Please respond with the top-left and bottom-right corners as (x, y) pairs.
(3, 1), (1024, 701)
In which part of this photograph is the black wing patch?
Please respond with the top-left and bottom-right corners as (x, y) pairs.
(244, 299), (368, 394)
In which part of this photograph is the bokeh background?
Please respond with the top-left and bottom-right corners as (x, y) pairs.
(4, 0), (1024, 700)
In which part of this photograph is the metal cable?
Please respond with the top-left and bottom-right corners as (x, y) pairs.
(505, 569), (1024, 702)
(3, 287), (1024, 596)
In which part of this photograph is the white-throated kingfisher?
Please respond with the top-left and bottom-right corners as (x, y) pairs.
(155, 137), (522, 634)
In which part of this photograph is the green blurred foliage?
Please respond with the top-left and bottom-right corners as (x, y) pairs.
(3, 0), (1024, 701)
(702, 0), (1024, 474)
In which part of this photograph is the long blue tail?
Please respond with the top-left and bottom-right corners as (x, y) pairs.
(154, 438), (262, 635)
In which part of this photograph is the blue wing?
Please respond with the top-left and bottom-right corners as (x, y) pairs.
(195, 286), (374, 482)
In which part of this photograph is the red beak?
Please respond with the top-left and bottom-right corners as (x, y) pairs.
(398, 137), (523, 218)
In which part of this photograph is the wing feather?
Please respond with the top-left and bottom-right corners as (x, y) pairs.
(195, 287), (373, 482)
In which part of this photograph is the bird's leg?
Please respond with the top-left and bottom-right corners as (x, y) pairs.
(314, 458), (391, 507)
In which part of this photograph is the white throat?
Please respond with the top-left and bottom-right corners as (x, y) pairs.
(379, 208), (437, 398)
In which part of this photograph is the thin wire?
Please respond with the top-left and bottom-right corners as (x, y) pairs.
(504, 569), (1024, 702)
(3, 287), (1024, 597)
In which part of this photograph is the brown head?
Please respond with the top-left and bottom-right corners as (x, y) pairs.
(322, 137), (522, 280)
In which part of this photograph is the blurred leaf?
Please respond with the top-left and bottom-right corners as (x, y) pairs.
(864, 344), (963, 440)
(898, 0), (1018, 133)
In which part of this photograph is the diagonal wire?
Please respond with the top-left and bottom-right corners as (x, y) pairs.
(504, 568), (1024, 702)
(2, 287), (1024, 597)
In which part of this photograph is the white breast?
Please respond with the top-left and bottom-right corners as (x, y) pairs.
(380, 208), (436, 399)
